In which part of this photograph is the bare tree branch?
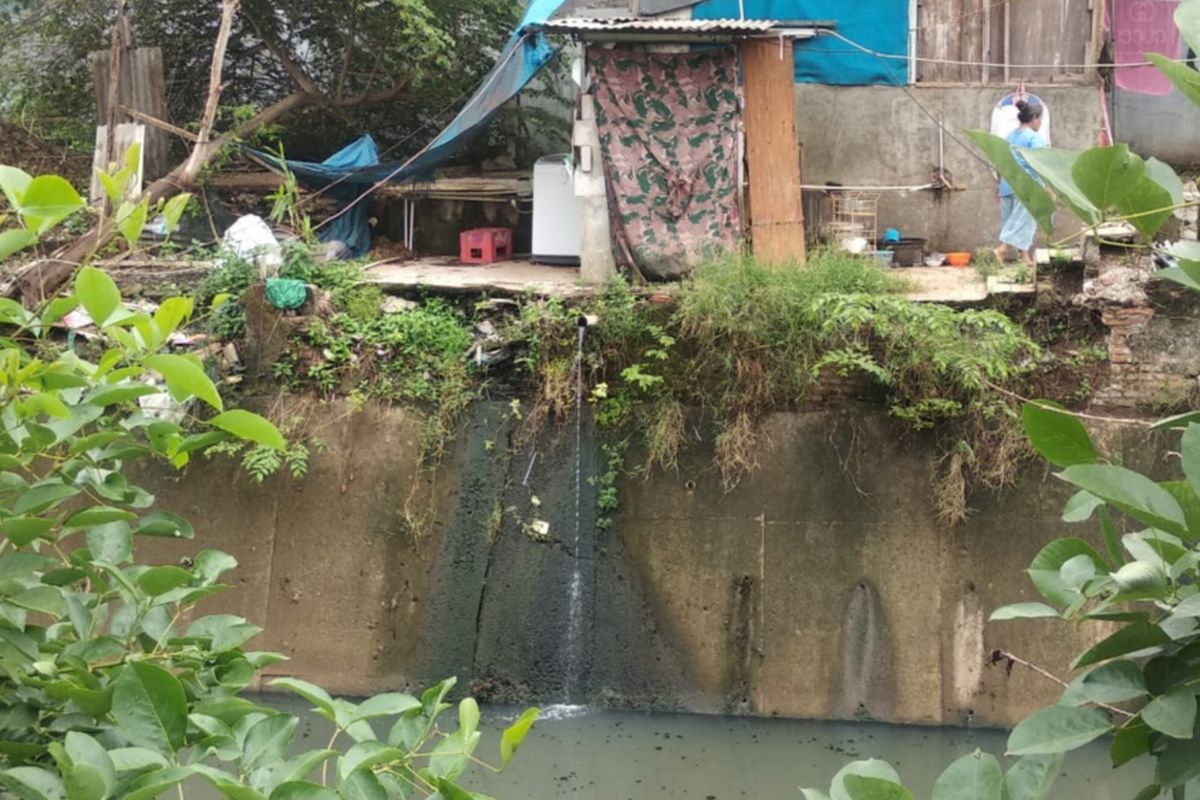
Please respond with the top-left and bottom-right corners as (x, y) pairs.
(184, 0), (241, 176)
(335, 13), (358, 103)
(4, 0), (424, 304)
(989, 649), (1134, 719)
(331, 77), (411, 109)
(103, 0), (130, 173)
(119, 105), (200, 143)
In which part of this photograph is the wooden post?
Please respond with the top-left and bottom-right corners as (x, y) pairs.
(1003, 0), (1011, 83)
(103, 0), (130, 175)
(741, 37), (805, 265)
(982, 0), (991, 84)
(1088, 0), (1107, 80)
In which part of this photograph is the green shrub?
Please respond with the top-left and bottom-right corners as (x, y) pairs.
(282, 298), (476, 457)
(195, 252), (257, 340)
(496, 255), (1036, 515)
(196, 245), (382, 338)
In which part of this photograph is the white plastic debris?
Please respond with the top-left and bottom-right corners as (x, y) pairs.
(138, 378), (189, 424)
(382, 297), (418, 314)
(221, 215), (283, 276)
(61, 310), (95, 330)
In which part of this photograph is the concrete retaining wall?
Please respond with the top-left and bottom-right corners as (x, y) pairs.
(137, 401), (1162, 728)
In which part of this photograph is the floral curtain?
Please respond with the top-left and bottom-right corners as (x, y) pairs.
(589, 47), (742, 280)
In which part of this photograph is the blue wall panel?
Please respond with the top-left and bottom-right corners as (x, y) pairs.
(692, 0), (909, 85)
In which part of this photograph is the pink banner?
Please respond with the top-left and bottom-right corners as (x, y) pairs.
(1114, 0), (1181, 96)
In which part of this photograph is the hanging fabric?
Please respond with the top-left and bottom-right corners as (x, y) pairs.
(589, 48), (742, 280)
(1113, 0), (1181, 96)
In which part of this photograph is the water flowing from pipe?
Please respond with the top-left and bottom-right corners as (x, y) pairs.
(561, 321), (587, 702)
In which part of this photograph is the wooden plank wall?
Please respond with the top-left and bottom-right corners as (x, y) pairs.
(742, 38), (806, 265)
(92, 48), (171, 179)
(917, 0), (1096, 84)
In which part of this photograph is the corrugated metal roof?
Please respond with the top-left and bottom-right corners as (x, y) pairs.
(536, 17), (806, 35)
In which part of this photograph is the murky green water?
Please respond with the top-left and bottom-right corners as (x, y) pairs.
(268, 699), (1150, 799)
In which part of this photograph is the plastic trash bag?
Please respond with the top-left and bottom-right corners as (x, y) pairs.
(221, 215), (283, 275)
(265, 278), (308, 311)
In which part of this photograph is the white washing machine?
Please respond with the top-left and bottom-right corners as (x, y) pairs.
(532, 154), (582, 266)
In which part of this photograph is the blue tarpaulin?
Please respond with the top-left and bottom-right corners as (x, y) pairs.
(692, 0), (909, 85)
(247, 0), (567, 255)
(249, 135), (381, 257)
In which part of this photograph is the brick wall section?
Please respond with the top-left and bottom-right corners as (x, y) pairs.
(1093, 305), (1200, 410)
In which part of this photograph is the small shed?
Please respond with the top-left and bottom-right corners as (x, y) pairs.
(535, 15), (826, 281)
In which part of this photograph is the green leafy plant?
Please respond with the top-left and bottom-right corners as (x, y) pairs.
(1, 147), (190, 264)
(95, 144), (191, 251)
(266, 146), (315, 243)
(591, 442), (627, 531)
(195, 253), (258, 341)
(281, 297), (476, 458)
(0, 266), (536, 799)
(806, 401), (1200, 800)
(0, 164), (85, 260)
(499, 254), (1035, 514)
(974, 249), (1000, 278)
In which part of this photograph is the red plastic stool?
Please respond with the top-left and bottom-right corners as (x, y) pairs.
(459, 228), (513, 265)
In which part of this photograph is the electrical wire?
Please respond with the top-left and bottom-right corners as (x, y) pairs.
(817, 28), (1192, 71)
(305, 9), (1185, 227)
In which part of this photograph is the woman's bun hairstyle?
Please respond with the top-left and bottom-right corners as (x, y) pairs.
(1016, 99), (1043, 124)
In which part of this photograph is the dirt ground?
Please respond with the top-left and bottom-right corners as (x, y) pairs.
(0, 120), (91, 192)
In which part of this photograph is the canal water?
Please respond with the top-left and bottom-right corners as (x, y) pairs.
(272, 699), (1151, 799)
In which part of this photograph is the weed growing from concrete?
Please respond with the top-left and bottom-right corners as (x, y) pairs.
(256, 248), (1046, 525)
(493, 251), (1039, 523)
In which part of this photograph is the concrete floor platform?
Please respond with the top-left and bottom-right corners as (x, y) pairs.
(364, 257), (1035, 304)
(897, 266), (1036, 303)
(364, 257), (585, 297)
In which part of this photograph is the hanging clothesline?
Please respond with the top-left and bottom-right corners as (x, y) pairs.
(812, 28), (1191, 71)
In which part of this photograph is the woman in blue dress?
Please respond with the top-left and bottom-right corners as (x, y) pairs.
(993, 100), (1047, 267)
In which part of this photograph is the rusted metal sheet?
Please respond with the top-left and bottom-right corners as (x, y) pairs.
(92, 47), (171, 179)
(917, 0), (1094, 84)
(633, 0), (703, 13)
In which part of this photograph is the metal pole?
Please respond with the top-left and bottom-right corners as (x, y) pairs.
(1003, 0), (1011, 83)
(937, 112), (945, 180)
(908, 0), (918, 84)
(409, 199), (416, 252)
(981, 0), (990, 84)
